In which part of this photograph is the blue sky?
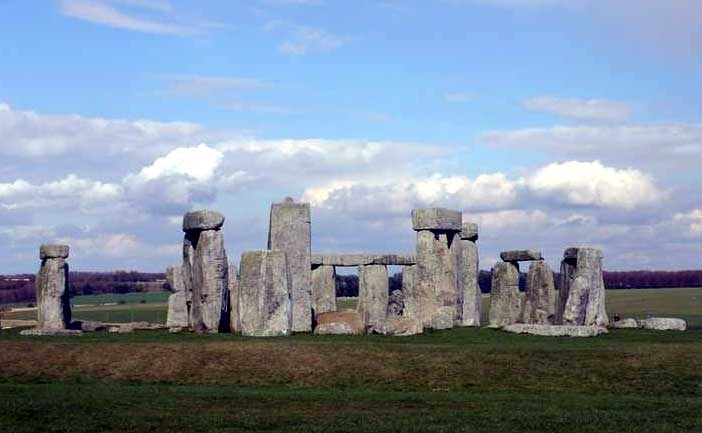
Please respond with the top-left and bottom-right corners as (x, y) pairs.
(0, 0), (700, 273)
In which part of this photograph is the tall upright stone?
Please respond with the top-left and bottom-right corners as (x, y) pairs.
(457, 223), (481, 327)
(182, 210), (229, 334)
(488, 261), (521, 327)
(357, 265), (389, 327)
(409, 208), (462, 328)
(229, 263), (241, 334)
(239, 250), (293, 337)
(521, 261), (556, 325)
(268, 198), (312, 333)
(166, 265), (189, 329)
(561, 248), (608, 327)
(36, 245), (71, 330)
(311, 265), (336, 317)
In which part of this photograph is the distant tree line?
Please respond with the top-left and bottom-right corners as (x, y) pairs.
(1, 269), (701, 305)
(0, 271), (165, 305)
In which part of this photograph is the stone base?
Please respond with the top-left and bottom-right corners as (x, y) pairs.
(369, 317), (423, 336)
(20, 328), (83, 336)
(502, 324), (608, 337)
(314, 311), (364, 335)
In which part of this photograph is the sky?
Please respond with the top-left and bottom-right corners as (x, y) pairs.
(0, 0), (700, 273)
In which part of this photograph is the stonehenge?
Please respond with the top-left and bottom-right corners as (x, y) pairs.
(35, 245), (71, 330)
(26, 199), (653, 340)
(182, 210), (230, 333)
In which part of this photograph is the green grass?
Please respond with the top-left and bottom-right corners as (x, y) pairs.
(70, 291), (170, 306)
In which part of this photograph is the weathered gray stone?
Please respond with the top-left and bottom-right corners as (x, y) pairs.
(20, 328), (82, 336)
(268, 198), (312, 333)
(459, 223), (479, 241)
(36, 245), (71, 330)
(387, 289), (404, 318)
(74, 320), (105, 332)
(488, 262), (521, 327)
(357, 265), (389, 326)
(502, 324), (608, 337)
(457, 237), (481, 327)
(311, 254), (416, 267)
(182, 226), (229, 333)
(40, 244), (69, 259)
(314, 311), (364, 335)
(611, 318), (639, 329)
(521, 261), (556, 325)
(555, 255), (577, 324)
(431, 306), (455, 330)
(311, 265), (336, 316)
(411, 208), (462, 231)
(369, 317), (423, 336)
(108, 322), (164, 333)
(239, 250), (292, 337)
(401, 265), (419, 319)
(640, 317), (687, 331)
(563, 247), (579, 260)
(409, 229), (461, 328)
(166, 265), (189, 329)
(562, 248), (608, 327)
(500, 250), (542, 262)
(229, 263), (240, 334)
(182, 210), (225, 231)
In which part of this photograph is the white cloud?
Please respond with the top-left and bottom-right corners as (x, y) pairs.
(266, 22), (345, 55)
(58, 0), (189, 35)
(672, 209), (702, 238)
(133, 143), (223, 182)
(527, 160), (663, 209)
(522, 96), (632, 123)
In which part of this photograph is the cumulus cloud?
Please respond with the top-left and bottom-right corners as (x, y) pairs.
(522, 96), (632, 123)
(672, 209), (702, 238)
(527, 160), (663, 209)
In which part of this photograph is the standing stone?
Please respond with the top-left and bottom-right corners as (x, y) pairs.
(166, 265), (189, 329)
(357, 265), (389, 327)
(401, 265), (419, 318)
(409, 208), (462, 329)
(229, 263), (241, 334)
(268, 198), (312, 333)
(311, 265), (336, 316)
(488, 261), (521, 327)
(387, 289), (404, 318)
(521, 261), (556, 325)
(36, 245), (71, 330)
(561, 248), (609, 327)
(556, 254), (577, 324)
(239, 250), (293, 337)
(457, 223), (481, 327)
(182, 210), (229, 334)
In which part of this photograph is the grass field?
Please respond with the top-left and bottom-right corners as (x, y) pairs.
(1, 288), (701, 432)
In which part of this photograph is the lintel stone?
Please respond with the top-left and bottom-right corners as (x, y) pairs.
(411, 208), (462, 231)
(459, 223), (479, 241)
(311, 254), (416, 267)
(500, 249), (542, 262)
(40, 244), (70, 259)
(183, 210), (225, 231)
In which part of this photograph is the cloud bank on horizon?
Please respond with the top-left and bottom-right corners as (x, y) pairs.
(0, 0), (700, 272)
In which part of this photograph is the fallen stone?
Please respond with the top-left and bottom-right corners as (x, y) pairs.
(488, 262), (521, 327)
(458, 235), (481, 327)
(311, 265), (337, 316)
(74, 320), (106, 332)
(369, 317), (423, 336)
(239, 250), (292, 337)
(311, 254), (417, 267)
(182, 210), (225, 231)
(459, 223), (479, 241)
(502, 324), (608, 337)
(640, 318), (687, 331)
(611, 318), (639, 329)
(314, 311), (364, 335)
(411, 208), (462, 231)
(268, 198), (312, 333)
(386, 289), (404, 318)
(499, 250), (542, 262)
(357, 265), (389, 327)
(36, 245), (71, 330)
(20, 328), (83, 336)
(40, 244), (69, 259)
(108, 322), (164, 333)
(521, 261), (556, 325)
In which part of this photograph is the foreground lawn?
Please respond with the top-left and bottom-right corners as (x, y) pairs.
(1, 326), (702, 432)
